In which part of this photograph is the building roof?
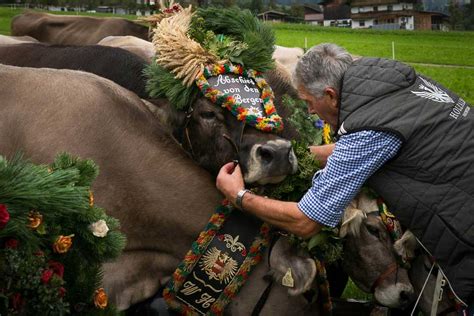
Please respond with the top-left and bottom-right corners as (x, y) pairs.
(257, 10), (288, 17)
(303, 4), (324, 13)
(324, 4), (351, 19)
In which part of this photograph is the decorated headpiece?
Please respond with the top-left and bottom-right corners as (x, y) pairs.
(145, 5), (284, 132)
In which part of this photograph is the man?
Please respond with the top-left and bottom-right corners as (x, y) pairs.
(216, 43), (473, 309)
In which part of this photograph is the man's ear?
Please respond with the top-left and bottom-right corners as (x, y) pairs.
(324, 87), (339, 108)
(325, 87), (338, 100)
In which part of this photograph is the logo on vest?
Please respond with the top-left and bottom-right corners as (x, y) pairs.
(411, 77), (454, 104)
(338, 122), (347, 136)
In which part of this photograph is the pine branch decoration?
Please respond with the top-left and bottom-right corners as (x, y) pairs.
(152, 6), (219, 87)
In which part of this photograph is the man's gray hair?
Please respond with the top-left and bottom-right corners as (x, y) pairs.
(294, 43), (353, 97)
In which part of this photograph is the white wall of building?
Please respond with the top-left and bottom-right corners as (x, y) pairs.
(351, 2), (413, 13)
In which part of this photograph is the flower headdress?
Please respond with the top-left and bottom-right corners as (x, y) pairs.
(145, 5), (284, 132)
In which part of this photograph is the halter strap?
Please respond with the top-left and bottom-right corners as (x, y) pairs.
(370, 262), (399, 293)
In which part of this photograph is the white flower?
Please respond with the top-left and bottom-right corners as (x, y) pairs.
(89, 219), (109, 238)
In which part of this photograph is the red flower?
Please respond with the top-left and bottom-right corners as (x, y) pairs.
(10, 293), (23, 311)
(5, 239), (19, 249)
(48, 260), (64, 278)
(58, 287), (66, 298)
(0, 204), (10, 229)
(41, 269), (54, 284)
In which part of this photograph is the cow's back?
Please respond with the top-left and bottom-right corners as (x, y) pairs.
(11, 12), (150, 45)
(0, 43), (149, 98)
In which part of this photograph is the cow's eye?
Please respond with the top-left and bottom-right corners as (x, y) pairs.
(200, 111), (216, 120)
(366, 224), (380, 238)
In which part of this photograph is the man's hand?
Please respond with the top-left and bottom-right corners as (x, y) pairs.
(216, 162), (245, 204)
(308, 144), (335, 167)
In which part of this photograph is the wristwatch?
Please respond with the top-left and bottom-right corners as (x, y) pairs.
(235, 189), (252, 210)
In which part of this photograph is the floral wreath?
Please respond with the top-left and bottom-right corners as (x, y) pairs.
(196, 63), (283, 132)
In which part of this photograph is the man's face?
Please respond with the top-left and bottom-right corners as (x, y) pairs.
(298, 86), (338, 127)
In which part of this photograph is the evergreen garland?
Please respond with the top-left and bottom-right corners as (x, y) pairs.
(144, 61), (200, 110)
(0, 153), (126, 315)
(194, 7), (275, 72)
(265, 96), (343, 265)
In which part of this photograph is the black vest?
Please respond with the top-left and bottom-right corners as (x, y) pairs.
(338, 58), (474, 304)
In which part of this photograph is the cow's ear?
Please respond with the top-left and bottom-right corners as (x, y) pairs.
(269, 236), (317, 296)
(394, 230), (418, 262)
(340, 200), (366, 238)
(143, 98), (185, 136)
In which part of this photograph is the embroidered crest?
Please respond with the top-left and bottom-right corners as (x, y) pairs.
(223, 234), (246, 253)
(200, 247), (238, 284)
(411, 77), (454, 104)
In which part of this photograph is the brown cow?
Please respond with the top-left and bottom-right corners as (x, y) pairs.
(0, 65), (306, 312)
(11, 12), (150, 45)
(0, 65), (414, 314)
(98, 35), (155, 63)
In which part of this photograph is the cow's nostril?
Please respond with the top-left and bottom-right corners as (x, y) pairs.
(257, 146), (274, 163)
(399, 290), (414, 306)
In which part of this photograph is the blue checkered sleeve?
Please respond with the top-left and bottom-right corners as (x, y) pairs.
(298, 130), (402, 227)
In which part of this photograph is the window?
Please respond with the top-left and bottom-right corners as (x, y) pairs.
(359, 20), (365, 26)
(388, 5), (393, 11)
(374, 19), (379, 24)
(373, 6), (378, 11)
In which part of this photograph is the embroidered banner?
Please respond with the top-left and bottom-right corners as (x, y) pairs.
(163, 202), (270, 315)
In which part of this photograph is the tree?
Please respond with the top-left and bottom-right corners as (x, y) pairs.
(448, 0), (464, 30)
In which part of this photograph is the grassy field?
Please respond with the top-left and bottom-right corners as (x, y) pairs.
(271, 23), (474, 104)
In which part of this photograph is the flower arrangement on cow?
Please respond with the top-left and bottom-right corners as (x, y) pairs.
(0, 154), (125, 315)
(144, 6), (300, 184)
(145, 6), (283, 133)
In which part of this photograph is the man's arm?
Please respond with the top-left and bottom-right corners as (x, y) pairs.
(216, 163), (323, 238)
(217, 130), (402, 238)
(308, 143), (335, 167)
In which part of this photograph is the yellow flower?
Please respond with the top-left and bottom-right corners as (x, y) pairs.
(323, 123), (333, 145)
(94, 288), (108, 309)
(53, 235), (74, 254)
(27, 210), (43, 229)
(89, 190), (94, 207)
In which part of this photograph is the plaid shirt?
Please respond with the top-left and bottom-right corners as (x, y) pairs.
(298, 130), (402, 227)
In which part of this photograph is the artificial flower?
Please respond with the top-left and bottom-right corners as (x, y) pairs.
(0, 203), (10, 229)
(89, 219), (109, 238)
(10, 293), (23, 311)
(48, 260), (64, 278)
(41, 269), (54, 284)
(5, 238), (19, 249)
(89, 190), (94, 207)
(27, 210), (43, 229)
(94, 288), (108, 309)
(322, 123), (333, 145)
(58, 287), (66, 298)
(53, 235), (74, 253)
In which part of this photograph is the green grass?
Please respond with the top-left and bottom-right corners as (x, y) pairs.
(272, 23), (474, 67)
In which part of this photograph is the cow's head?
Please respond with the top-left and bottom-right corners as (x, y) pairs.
(225, 235), (319, 315)
(340, 193), (415, 309)
(146, 68), (299, 185)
